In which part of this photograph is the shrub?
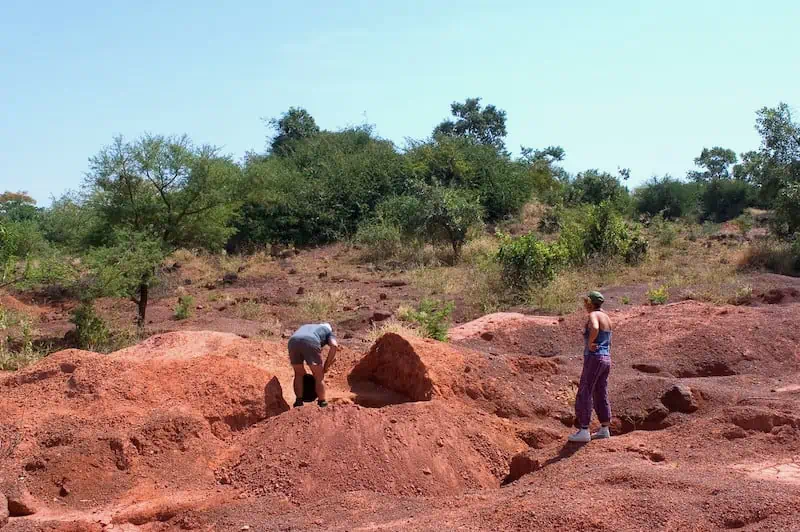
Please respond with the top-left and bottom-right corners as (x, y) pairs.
(700, 179), (757, 223)
(174, 295), (194, 320)
(634, 176), (700, 220)
(624, 233), (650, 265)
(620, 296), (631, 305)
(400, 299), (454, 341)
(70, 302), (110, 351)
(424, 187), (485, 259)
(647, 285), (669, 305)
(538, 206), (563, 234)
(355, 221), (404, 262)
(564, 169), (630, 208)
(649, 214), (678, 247)
(497, 233), (565, 290)
(578, 202), (648, 265)
(369, 187), (484, 262)
(772, 183), (800, 237)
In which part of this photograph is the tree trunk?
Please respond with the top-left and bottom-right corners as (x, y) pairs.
(136, 282), (148, 327)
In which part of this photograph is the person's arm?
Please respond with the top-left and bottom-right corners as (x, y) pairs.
(323, 337), (338, 373)
(588, 312), (600, 352)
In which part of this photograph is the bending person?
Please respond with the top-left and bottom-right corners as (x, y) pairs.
(287, 322), (338, 408)
(569, 291), (613, 443)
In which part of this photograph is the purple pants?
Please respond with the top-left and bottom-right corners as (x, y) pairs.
(575, 355), (611, 428)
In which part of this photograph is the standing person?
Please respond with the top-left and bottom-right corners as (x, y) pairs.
(288, 323), (338, 408)
(569, 291), (613, 443)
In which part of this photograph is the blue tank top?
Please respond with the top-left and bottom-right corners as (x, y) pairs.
(584, 317), (612, 357)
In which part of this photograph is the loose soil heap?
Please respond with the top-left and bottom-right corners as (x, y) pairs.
(1, 300), (800, 531)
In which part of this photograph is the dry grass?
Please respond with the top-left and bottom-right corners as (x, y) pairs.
(295, 289), (349, 322)
(736, 239), (799, 277)
(168, 249), (281, 286)
(364, 318), (421, 344)
(236, 300), (268, 321)
(256, 315), (283, 338)
(237, 251), (282, 281)
(410, 258), (508, 320)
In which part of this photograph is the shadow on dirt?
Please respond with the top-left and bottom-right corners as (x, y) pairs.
(503, 442), (586, 485)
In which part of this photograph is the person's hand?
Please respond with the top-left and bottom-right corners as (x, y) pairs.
(590, 343), (598, 353)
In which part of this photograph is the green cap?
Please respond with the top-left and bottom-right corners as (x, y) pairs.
(587, 291), (604, 303)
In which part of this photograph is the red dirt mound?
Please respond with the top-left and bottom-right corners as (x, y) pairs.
(0, 347), (288, 517)
(221, 401), (525, 499)
(348, 333), (464, 402)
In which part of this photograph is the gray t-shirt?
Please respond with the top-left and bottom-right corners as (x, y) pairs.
(290, 323), (335, 348)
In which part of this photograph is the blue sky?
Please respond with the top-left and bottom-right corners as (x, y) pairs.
(1, 0), (798, 205)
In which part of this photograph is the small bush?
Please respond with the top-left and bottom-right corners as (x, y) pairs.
(577, 202), (649, 265)
(497, 232), (565, 290)
(649, 214), (678, 247)
(355, 221), (404, 262)
(537, 207), (563, 234)
(174, 295), (194, 320)
(624, 233), (650, 265)
(700, 179), (756, 223)
(399, 299), (454, 341)
(70, 302), (111, 350)
(634, 176), (700, 220)
(647, 285), (669, 305)
(620, 296), (631, 305)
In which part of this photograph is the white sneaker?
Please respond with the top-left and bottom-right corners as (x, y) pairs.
(591, 426), (611, 440)
(568, 428), (591, 443)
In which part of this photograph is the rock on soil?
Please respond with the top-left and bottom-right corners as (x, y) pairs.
(661, 384), (699, 413)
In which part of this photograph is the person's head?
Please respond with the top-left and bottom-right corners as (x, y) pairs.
(583, 291), (604, 312)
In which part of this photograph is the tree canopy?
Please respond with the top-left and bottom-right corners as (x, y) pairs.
(433, 98), (508, 151)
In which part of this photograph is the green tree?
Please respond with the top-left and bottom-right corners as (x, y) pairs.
(564, 169), (629, 207)
(370, 186), (484, 260)
(0, 191), (39, 222)
(268, 107), (320, 156)
(773, 182), (800, 236)
(734, 103), (800, 203)
(423, 187), (484, 259)
(406, 136), (532, 221)
(84, 134), (239, 324)
(688, 147), (738, 182)
(433, 98), (508, 151)
(234, 126), (409, 248)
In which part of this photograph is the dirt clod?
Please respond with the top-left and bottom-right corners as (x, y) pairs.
(661, 385), (699, 413)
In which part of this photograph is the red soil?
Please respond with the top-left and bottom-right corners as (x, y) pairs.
(2, 300), (800, 531)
